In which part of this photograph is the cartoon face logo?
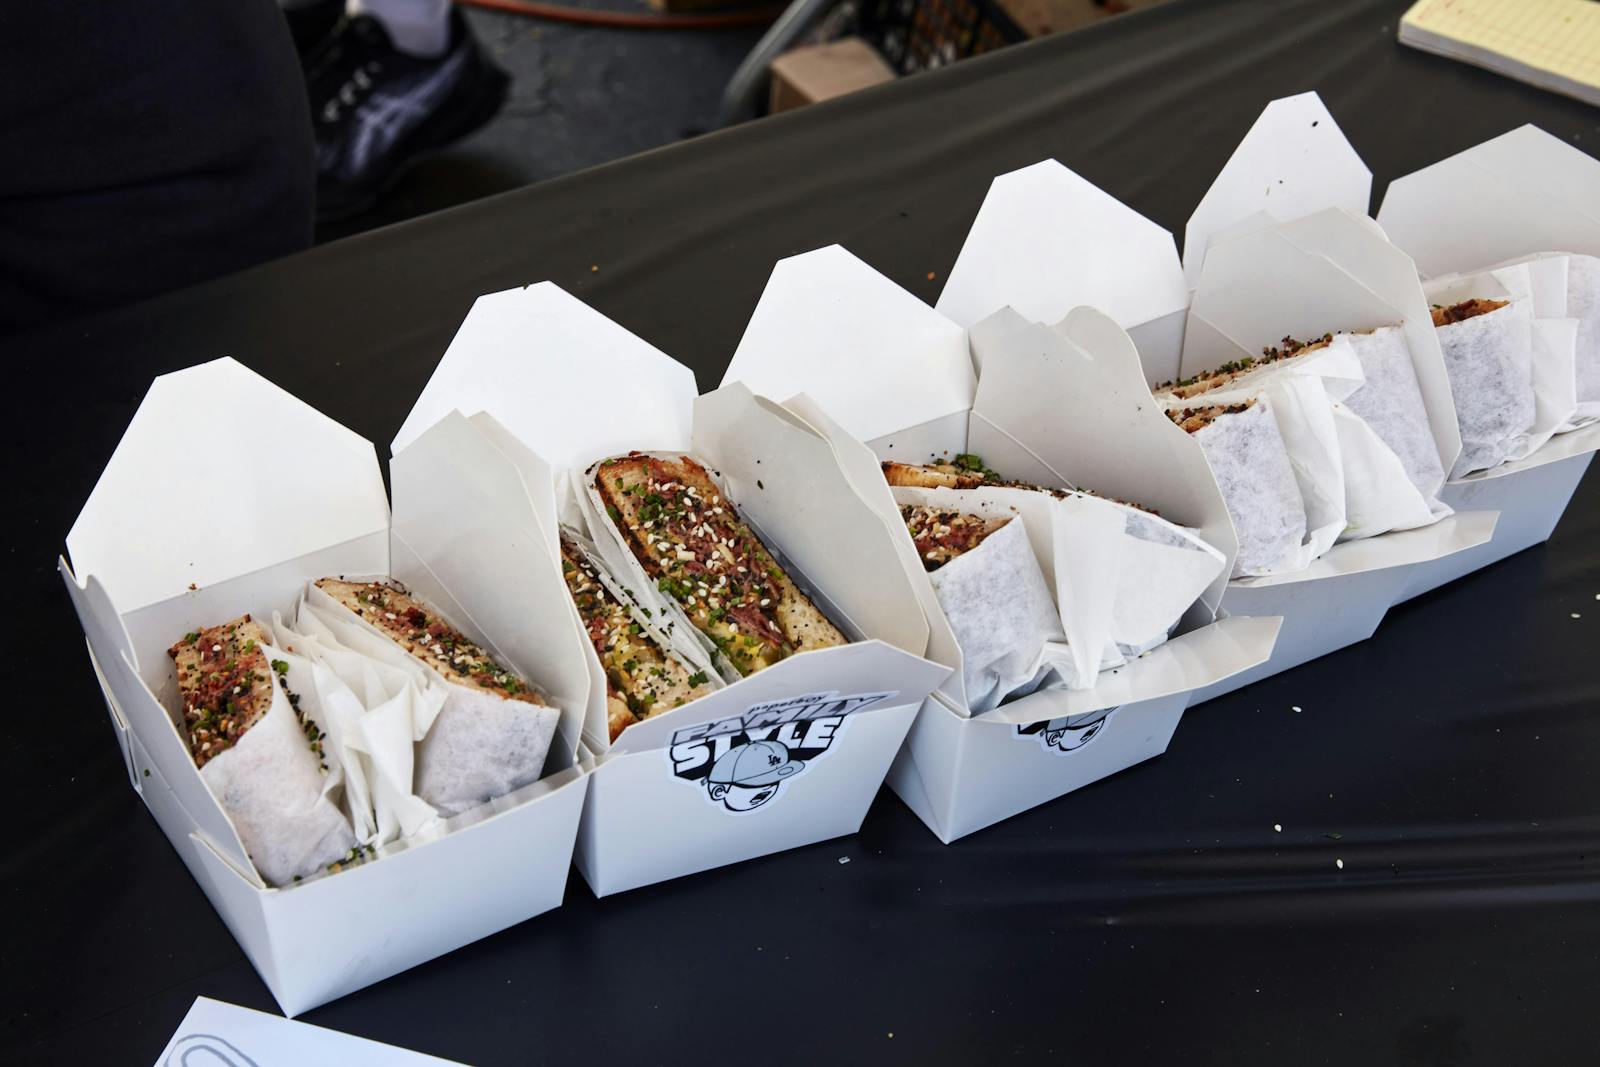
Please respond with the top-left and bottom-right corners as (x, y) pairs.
(669, 690), (896, 813)
(704, 739), (806, 811)
(1020, 706), (1116, 754)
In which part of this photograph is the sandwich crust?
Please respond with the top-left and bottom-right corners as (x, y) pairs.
(316, 578), (543, 704)
(595, 452), (846, 677)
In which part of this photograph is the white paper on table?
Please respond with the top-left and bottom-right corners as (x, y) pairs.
(303, 582), (561, 819)
(154, 997), (468, 1066)
(195, 664), (357, 887)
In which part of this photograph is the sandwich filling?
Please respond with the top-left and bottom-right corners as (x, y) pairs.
(901, 505), (1008, 571)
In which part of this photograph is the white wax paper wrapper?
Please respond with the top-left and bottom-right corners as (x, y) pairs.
(891, 482), (1124, 691)
(1485, 253), (1594, 433)
(1182, 402), (1309, 577)
(1424, 292), (1536, 478)
(923, 517), (1066, 713)
(1115, 507), (1227, 654)
(269, 609), (440, 844)
(1433, 264), (1576, 462)
(1183, 336), (1439, 541)
(195, 668), (357, 887)
(258, 625), (376, 843)
(1338, 326), (1449, 503)
(305, 583), (561, 819)
(1569, 254), (1600, 416)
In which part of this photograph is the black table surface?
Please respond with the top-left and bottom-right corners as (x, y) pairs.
(7, 0), (1600, 1062)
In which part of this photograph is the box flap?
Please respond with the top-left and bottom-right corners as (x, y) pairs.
(60, 561), (261, 882)
(392, 283), (697, 473)
(1377, 125), (1600, 277)
(1228, 509), (1497, 589)
(935, 159), (1188, 339)
(722, 245), (973, 449)
(1184, 92), (1371, 289)
(969, 307), (1239, 613)
(1453, 419), (1600, 483)
(66, 358), (389, 616)
(389, 411), (591, 761)
(978, 615), (1281, 725)
(1181, 227), (1409, 379)
(780, 393), (972, 709)
(691, 382), (932, 658)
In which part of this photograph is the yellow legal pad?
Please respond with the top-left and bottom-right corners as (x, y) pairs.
(1400, 0), (1600, 106)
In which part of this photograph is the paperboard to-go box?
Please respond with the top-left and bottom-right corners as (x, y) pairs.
(396, 282), (950, 894)
(1377, 124), (1600, 599)
(937, 95), (1495, 705)
(60, 359), (592, 1016)
(724, 245), (1279, 843)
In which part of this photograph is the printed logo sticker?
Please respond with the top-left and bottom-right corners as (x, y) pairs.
(668, 690), (896, 813)
(1017, 705), (1118, 754)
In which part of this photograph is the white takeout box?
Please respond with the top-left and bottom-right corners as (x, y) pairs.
(1376, 125), (1600, 598)
(60, 359), (592, 1016)
(395, 282), (950, 894)
(725, 246), (1279, 842)
(1182, 91), (1372, 288)
(1179, 212), (1496, 697)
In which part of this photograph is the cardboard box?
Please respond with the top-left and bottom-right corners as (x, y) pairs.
(724, 245), (1279, 842)
(1376, 125), (1600, 597)
(937, 97), (1497, 705)
(395, 283), (950, 894)
(769, 38), (896, 114)
(936, 158), (1191, 386)
(60, 359), (592, 1015)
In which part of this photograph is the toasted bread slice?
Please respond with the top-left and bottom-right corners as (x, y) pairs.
(316, 578), (544, 704)
(884, 456), (1159, 516)
(901, 505), (1009, 571)
(1164, 401), (1257, 434)
(882, 457), (997, 490)
(560, 535), (712, 741)
(169, 616), (277, 769)
(594, 453), (846, 677)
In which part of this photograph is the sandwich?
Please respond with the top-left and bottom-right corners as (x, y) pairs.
(313, 577), (561, 817)
(168, 615), (356, 886)
(593, 452), (847, 676)
(559, 534), (714, 742)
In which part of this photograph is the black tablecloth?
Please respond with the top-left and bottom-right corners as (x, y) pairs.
(7, 0), (1600, 1062)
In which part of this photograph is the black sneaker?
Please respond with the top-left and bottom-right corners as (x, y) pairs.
(306, 10), (509, 222)
(284, 0), (344, 59)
